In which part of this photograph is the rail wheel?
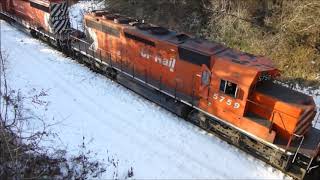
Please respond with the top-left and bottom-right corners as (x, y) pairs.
(90, 61), (99, 73)
(76, 54), (85, 64)
(30, 29), (38, 38)
(198, 113), (209, 130)
(105, 67), (117, 80)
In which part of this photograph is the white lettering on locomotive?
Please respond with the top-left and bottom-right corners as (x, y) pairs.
(140, 49), (151, 59)
(212, 93), (241, 109)
(140, 49), (176, 72)
(155, 56), (176, 72)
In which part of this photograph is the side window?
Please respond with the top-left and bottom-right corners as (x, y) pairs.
(219, 79), (238, 98)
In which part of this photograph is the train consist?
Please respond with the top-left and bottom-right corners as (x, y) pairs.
(1, 1), (320, 179)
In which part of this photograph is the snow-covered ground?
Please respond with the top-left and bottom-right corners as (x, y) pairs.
(1, 20), (292, 179)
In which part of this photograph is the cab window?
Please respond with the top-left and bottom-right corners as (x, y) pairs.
(219, 79), (238, 98)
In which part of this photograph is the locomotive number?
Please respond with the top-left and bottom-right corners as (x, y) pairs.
(212, 93), (240, 109)
(219, 96), (225, 102)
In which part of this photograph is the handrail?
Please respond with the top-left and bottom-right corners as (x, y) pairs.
(269, 111), (275, 133)
(306, 142), (320, 172)
(268, 110), (289, 135)
(291, 134), (305, 163)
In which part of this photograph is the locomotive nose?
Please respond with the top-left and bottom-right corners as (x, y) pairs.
(49, 1), (70, 34)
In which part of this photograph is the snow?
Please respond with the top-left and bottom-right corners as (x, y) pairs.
(1, 20), (292, 179)
(69, 0), (106, 31)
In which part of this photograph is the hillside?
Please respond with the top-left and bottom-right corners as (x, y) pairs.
(105, 0), (320, 87)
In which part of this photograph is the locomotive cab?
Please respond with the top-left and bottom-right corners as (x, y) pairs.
(200, 48), (317, 144)
(196, 49), (275, 142)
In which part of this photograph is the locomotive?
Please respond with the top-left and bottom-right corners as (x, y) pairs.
(1, 1), (320, 179)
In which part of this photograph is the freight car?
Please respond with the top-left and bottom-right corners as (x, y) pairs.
(1, 3), (320, 179)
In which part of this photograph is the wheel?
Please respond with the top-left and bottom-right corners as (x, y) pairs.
(30, 30), (38, 38)
(58, 40), (72, 56)
(46, 37), (53, 46)
(57, 40), (62, 51)
(106, 67), (117, 80)
(90, 62), (98, 72)
(199, 114), (209, 130)
(76, 55), (85, 64)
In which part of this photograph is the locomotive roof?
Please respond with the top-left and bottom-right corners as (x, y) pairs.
(126, 22), (276, 71)
(86, 11), (278, 72)
(216, 48), (276, 71)
(132, 26), (277, 71)
(125, 26), (178, 41)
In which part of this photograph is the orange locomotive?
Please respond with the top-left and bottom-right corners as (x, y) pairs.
(79, 11), (320, 179)
(83, 11), (316, 143)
